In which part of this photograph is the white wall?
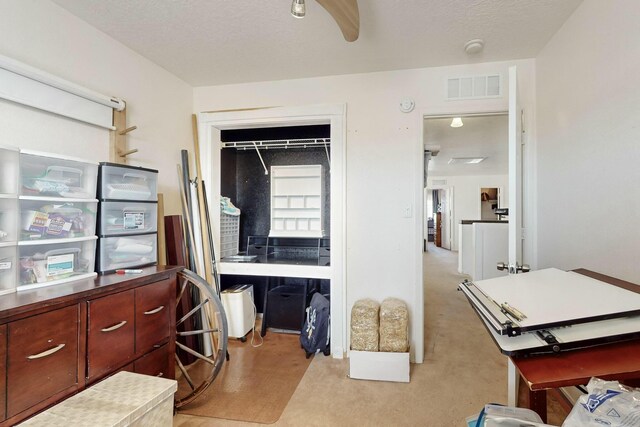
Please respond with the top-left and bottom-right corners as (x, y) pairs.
(194, 59), (537, 355)
(0, 0), (193, 214)
(536, 0), (640, 283)
(428, 174), (509, 251)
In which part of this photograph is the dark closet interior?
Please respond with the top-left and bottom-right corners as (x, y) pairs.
(220, 125), (331, 253)
(219, 124), (332, 316)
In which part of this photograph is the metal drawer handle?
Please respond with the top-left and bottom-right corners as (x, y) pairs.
(144, 305), (165, 315)
(157, 372), (164, 377)
(27, 343), (65, 360)
(101, 320), (127, 332)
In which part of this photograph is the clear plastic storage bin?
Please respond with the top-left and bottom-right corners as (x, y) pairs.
(19, 198), (97, 241)
(99, 163), (158, 201)
(97, 233), (157, 273)
(18, 236), (97, 289)
(0, 197), (18, 243)
(20, 150), (98, 199)
(0, 146), (19, 195)
(0, 243), (17, 295)
(98, 201), (158, 236)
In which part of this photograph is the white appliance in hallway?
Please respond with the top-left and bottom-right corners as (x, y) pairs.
(221, 284), (255, 339)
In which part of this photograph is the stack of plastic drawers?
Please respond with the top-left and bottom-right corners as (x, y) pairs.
(0, 146), (19, 295)
(96, 163), (158, 274)
(17, 150), (99, 291)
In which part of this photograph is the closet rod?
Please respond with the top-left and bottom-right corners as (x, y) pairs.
(222, 138), (330, 150)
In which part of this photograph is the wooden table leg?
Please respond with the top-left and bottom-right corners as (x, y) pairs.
(528, 388), (547, 423)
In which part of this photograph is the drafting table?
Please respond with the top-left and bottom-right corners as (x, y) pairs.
(459, 268), (640, 356)
(460, 268), (640, 419)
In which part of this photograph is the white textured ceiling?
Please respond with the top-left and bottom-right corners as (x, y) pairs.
(51, 0), (582, 86)
(425, 115), (508, 176)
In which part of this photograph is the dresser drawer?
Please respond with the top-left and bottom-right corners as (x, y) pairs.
(133, 344), (171, 379)
(87, 289), (135, 381)
(7, 305), (79, 418)
(135, 279), (172, 356)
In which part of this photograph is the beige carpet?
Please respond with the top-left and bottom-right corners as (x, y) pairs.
(178, 332), (313, 424)
(175, 245), (569, 426)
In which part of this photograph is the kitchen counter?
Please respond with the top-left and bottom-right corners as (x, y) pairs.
(460, 219), (508, 225)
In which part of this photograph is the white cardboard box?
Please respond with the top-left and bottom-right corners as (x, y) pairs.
(349, 349), (410, 383)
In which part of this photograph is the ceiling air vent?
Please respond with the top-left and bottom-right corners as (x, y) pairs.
(447, 74), (501, 100)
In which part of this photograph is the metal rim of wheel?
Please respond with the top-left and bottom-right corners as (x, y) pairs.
(174, 269), (228, 409)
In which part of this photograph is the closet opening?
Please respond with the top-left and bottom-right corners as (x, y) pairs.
(216, 123), (332, 348)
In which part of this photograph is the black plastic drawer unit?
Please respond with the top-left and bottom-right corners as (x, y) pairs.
(265, 285), (309, 332)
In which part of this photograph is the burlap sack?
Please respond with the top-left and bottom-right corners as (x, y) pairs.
(379, 298), (409, 352)
(350, 299), (380, 351)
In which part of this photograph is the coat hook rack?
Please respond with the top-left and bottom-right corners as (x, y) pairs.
(118, 125), (137, 136)
(109, 107), (138, 164)
(118, 148), (139, 157)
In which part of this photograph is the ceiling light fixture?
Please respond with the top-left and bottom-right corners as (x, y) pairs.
(448, 157), (487, 165)
(291, 0), (306, 18)
(450, 117), (463, 128)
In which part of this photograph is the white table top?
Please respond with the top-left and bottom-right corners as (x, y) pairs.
(219, 261), (330, 279)
(474, 268), (640, 330)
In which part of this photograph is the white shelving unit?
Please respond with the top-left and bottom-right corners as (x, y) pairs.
(0, 145), (18, 295)
(269, 165), (324, 238)
(16, 150), (99, 291)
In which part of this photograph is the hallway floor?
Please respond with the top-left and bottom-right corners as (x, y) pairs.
(175, 245), (566, 426)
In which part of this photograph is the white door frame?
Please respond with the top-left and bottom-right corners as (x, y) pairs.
(417, 108), (508, 365)
(421, 111), (507, 252)
(198, 104), (347, 357)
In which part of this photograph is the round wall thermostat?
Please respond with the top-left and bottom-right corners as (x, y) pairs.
(399, 98), (415, 113)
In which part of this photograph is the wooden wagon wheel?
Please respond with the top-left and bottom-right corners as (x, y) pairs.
(174, 269), (228, 409)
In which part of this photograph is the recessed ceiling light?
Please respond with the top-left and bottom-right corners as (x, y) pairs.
(448, 157), (486, 165)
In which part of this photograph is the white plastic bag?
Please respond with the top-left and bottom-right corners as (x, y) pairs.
(563, 377), (640, 426)
(467, 404), (554, 427)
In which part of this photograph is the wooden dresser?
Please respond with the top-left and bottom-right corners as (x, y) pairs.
(0, 266), (180, 426)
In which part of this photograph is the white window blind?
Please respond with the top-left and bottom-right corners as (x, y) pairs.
(0, 54), (124, 129)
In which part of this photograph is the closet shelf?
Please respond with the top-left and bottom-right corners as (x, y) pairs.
(222, 138), (330, 150)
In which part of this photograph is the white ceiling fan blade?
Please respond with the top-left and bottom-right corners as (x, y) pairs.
(315, 0), (359, 42)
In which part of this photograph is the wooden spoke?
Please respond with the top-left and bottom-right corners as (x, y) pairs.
(177, 328), (219, 336)
(177, 298), (209, 326)
(176, 276), (188, 307)
(176, 341), (216, 366)
(175, 354), (195, 390)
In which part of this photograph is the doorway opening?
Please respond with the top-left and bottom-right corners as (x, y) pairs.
(422, 113), (509, 281)
(198, 104), (346, 356)
(191, 105), (345, 422)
